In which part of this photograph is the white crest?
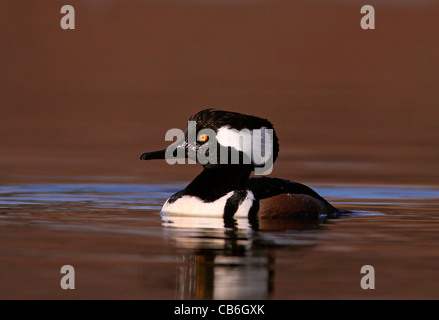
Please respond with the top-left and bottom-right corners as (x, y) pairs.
(216, 126), (273, 174)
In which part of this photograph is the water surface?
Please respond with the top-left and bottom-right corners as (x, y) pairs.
(1, 182), (438, 299)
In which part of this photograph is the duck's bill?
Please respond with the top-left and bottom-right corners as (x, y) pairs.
(140, 131), (192, 161)
(140, 148), (167, 160)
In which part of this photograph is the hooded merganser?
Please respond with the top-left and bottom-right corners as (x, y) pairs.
(140, 109), (342, 219)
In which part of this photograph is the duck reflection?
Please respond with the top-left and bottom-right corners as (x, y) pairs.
(162, 214), (322, 299)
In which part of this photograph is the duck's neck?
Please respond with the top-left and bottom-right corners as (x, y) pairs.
(183, 165), (253, 202)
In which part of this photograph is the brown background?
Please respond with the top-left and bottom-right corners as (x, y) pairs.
(1, 0), (438, 185)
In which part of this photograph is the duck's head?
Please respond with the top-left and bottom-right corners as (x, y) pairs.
(140, 109), (279, 175)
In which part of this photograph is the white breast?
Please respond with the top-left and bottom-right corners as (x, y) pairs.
(161, 191), (255, 218)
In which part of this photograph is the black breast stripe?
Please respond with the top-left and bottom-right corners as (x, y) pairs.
(223, 189), (248, 218)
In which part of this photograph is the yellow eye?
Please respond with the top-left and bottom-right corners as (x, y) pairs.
(198, 134), (209, 142)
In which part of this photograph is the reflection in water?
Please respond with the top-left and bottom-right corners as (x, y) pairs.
(175, 240), (274, 299)
(162, 214), (321, 299)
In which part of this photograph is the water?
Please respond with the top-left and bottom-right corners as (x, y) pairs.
(1, 182), (438, 299)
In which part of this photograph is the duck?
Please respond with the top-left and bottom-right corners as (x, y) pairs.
(140, 109), (342, 220)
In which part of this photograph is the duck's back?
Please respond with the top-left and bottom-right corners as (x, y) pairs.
(247, 177), (340, 219)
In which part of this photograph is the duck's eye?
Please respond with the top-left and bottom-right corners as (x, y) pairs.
(198, 134), (209, 142)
